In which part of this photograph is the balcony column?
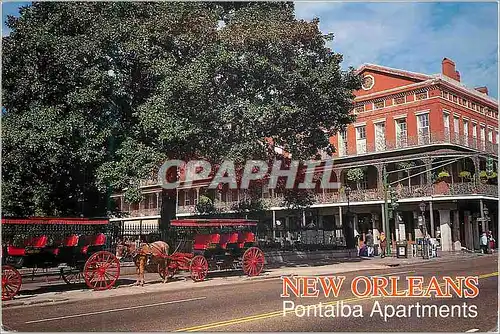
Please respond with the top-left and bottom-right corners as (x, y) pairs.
(452, 209), (461, 250)
(429, 201), (435, 237)
(272, 210), (276, 240)
(472, 215), (480, 250)
(472, 156), (481, 185)
(381, 203), (387, 234)
(376, 164), (384, 192)
(423, 158), (432, 185)
(464, 211), (473, 250)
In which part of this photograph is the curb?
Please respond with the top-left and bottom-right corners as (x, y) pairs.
(3, 297), (70, 308)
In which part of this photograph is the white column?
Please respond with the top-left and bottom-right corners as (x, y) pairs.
(338, 206), (343, 227)
(452, 210), (461, 251)
(438, 210), (453, 251)
(272, 210), (276, 240)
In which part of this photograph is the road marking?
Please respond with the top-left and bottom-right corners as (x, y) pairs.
(375, 270), (415, 276)
(175, 272), (499, 332)
(466, 329), (479, 332)
(25, 296), (206, 324)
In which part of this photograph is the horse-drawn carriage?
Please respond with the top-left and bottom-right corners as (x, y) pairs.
(164, 219), (265, 282)
(118, 218), (266, 284)
(1, 217), (121, 301)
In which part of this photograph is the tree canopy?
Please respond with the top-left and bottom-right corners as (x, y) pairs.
(2, 2), (361, 217)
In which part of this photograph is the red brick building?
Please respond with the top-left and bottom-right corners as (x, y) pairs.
(111, 58), (498, 253)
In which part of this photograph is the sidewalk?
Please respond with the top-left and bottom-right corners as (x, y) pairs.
(2, 250), (486, 308)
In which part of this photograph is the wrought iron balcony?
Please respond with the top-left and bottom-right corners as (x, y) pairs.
(342, 132), (498, 157)
(173, 183), (497, 215)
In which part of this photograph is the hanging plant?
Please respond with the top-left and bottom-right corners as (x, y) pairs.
(458, 171), (471, 182)
(437, 170), (450, 180)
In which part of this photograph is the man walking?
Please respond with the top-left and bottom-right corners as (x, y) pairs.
(480, 232), (488, 254)
(366, 230), (374, 257)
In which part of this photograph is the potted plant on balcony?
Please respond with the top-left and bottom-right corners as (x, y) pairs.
(458, 171), (472, 183)
(436, 169), (450, 182)
(433, 169), (450, 194)
(347, 167), (365, 190)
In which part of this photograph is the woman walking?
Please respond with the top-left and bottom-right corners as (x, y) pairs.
(379, 232), (387, 258)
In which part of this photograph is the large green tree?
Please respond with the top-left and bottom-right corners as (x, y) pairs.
(2, 2), (360, 217)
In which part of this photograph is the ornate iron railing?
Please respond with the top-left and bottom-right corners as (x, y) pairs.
(174, 183), (498, 214)
(344, 132), (498, 157)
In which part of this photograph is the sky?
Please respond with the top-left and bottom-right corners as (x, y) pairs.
(2, 1), (499, 99)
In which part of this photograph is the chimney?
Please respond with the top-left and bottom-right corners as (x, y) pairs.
(455, 71), (460, 82)
(475, 87), (488, 95)
(442, 58), (459, 81)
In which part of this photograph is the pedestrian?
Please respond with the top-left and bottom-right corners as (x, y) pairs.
(488, 231), (495, 252)
(378, 232), (387, 258)
(366, 230), (374, 257)
(480, 232), (488, 254)
(354, 229), (361, 256)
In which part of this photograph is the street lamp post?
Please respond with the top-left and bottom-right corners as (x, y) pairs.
(483, 207), (491, 254)
(419, 201), (429, 259)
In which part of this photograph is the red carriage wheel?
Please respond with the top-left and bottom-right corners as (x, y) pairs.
(189, 255), (208, 282)
(2, 265), (22, 301)
(242, 247), (265, 277)
(83, 251), (120, 291)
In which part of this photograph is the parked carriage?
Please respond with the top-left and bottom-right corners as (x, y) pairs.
(159, 219), (265, 282)
(1, 217), (121, 301)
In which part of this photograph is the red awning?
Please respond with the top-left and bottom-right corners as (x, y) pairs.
(170, 219), (258, 227)
(1, 218), (109, 225)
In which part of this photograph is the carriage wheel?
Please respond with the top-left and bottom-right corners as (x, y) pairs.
(242, 247), (265, 277)
(83, 251), (120, 291)
(2, 265), (22, 301)
(190, 255), (208, 282)
(60, 268), (84, 285)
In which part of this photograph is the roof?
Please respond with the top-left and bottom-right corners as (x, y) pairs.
(356, 63), (431, 81)
(356, 63), (498, 107)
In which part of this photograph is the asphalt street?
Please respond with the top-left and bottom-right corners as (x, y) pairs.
(2, 255), (497, 332)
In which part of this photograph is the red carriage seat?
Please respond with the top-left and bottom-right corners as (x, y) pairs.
(81, 233), (106, 254)
(193, 234), (221, 250)
(193, 235), (211, 250)
(237, 232), (255, 248)
(6, 235), (48, 256)
(50, 234), (80, 256)
(62, 234), (79, 247)
(219, 233), (239, 249)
